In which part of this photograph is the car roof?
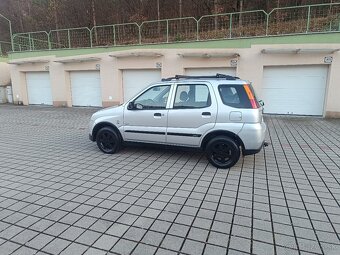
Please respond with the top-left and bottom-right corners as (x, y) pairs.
(160, 74), (248, 85)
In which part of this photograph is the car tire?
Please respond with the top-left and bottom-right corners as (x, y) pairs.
(205, 136), (240, 169)
(96, 127), (121, 154)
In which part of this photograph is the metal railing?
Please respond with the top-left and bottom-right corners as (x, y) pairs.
(0, 41), (24, 56)
(10, 3), (340, 52)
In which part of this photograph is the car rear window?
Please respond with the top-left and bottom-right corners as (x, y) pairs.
(218, 84), (260, 109)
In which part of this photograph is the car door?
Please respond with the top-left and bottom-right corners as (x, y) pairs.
(166, 82), (217, 147)
(123, 84), (173, 144)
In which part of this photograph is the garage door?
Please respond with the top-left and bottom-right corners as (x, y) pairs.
(263, 66), (328, 116)
(26, 72), (52, 105)
(123, 69), (161, 102)
(70, 71), (102, 107)
(185, 67), (236, 77)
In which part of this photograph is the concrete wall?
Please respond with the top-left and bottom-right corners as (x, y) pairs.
(0, 62), (10, 86)
(8, 41), (340, 117)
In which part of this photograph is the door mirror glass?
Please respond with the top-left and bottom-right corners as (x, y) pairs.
(135, 103), (143, 110)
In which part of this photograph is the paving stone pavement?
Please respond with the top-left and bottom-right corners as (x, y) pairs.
(0, 105), (340, 255)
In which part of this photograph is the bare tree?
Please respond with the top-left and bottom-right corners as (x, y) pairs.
(92, 0), (98, 43)
(0, 0), (338, 41)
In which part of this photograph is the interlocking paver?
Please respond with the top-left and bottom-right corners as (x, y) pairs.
(161, 235), (184, 250)
(110, 238), (137, 254)
(60, 243), (88, 255)
(0, 241), (21, 255)
(11, 246), (37, 255)
(83, 247), (107, 255)
(142, 231), (165, 246)
(252, 241), (275, 255)
(0, 106), (340, 255)
(59, 226), (85, 241)
(41, 237), (71, 254)
(92, 234), (118, 251)
(76, 230), (102, 246)
(181, 239), (205, 255)
(132, 243), (157, 255)
(26, 233), (54, 250)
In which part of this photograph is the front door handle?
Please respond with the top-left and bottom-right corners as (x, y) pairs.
(154, 113), (162, 117)
(202, 112), (211, 116)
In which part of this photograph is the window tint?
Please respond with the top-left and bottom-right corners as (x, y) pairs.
(134, 85), (170, 109)
(218, 85), (252, 108)
(173, 84), (211, 109)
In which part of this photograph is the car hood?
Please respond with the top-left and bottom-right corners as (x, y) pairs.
(91, 104), (124, 120)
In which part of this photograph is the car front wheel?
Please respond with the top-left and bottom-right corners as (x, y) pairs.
(205, 136), (240, 169)
(96, 127), (121, 154)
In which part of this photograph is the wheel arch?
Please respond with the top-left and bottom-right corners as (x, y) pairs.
(92, 122), (122, 142)
(201, 130), (245, 151)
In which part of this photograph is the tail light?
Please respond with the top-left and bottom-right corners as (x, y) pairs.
(243, 84), (260, 109)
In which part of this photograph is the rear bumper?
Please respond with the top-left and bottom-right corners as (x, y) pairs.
(243, 141), (265, 155)
(89, 134), (95, 142)
(239, 121), (266, 153)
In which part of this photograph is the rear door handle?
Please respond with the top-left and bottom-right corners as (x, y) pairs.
(202, 112), (211, 116)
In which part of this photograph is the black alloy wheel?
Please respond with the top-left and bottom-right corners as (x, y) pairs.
(96, 127), (121, 154)
(205, 136), (240, 169)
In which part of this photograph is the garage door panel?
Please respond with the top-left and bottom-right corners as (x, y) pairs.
(263, 66), (328, 116)
(26, 72), (53, 105)
(123, 69), (161, 102)
(71, 71), (102, 107)
(263, 76), (327, 90)
(263, 89), (325, 115)
(185, 67), (236, 77)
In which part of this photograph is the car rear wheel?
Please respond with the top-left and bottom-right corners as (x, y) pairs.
(205, 136), (240, 169)
(96, 127), (121, 154)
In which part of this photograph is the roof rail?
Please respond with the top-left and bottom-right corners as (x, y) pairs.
(161, 73), (240, 81)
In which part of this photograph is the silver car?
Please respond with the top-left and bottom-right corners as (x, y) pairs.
(89, 74), (266, 169)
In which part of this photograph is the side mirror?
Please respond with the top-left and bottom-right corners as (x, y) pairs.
(135, 103), (143, 110)
(127, 102), (135, 110)
(259, 100), (265, 107)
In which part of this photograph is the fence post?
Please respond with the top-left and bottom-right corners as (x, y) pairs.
(138, 24), (142, 45)
(266, 13), (270, 36)
(229, 14), (233, 38)
(28, 33), (32, 51)
(48, 33), (52, 50)
(196, 19), (199, 41)
(166, 20), (169, 43)
(67, 29), (71, 48)
(89, 28), (93, 48)
(0, 43), (2, 56)
(9, 20), (14, 52)
(31, 35), (35, 50)
(306, 6), (311, 33)
(113, 25), (116, 46)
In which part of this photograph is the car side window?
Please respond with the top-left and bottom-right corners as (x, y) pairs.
(173, 84), (211, 109)
(218, 85), (252, 108)
(134, 85), (170, 110)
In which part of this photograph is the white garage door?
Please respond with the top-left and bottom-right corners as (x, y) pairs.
(26, 72), (52, 105)
(123, 69), (161, 102)
(185, 67), (236, 77)
(70, 71), (102, 107)
(263, 66), (328, 116)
